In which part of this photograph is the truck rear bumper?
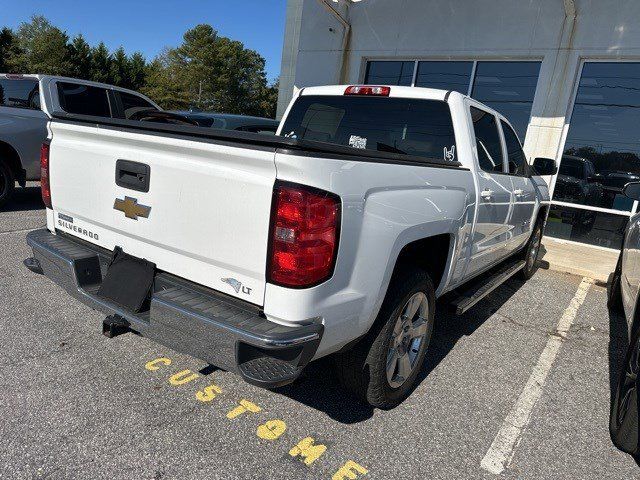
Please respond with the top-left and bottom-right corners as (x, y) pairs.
(26, 229), (322, 388)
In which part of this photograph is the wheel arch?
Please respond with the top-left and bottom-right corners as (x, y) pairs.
(0, 141), (25, 185)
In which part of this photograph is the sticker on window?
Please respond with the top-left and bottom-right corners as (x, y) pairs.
(349, 135), (367, 149)
(444, 145), (456, 162)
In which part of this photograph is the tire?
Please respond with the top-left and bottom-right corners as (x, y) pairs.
(519, 221), (543, 280)
(610, 324), (640, 457)
(335, 266), (435, 409)
(0, 161), (15, 209)
(608, 253), (624, 312)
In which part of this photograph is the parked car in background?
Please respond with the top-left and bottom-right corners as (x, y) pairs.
(174, 110), (280, 134)
(553, 155), (603, 207)
(0, 74), (160, 207)
(608, 181), (640, 458)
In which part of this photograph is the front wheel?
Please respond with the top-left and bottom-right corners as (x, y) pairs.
(519, 221), (543, 280)
(335, 267), (435, 409)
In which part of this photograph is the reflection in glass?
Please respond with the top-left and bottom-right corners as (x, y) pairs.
(546, 205), (628, 249)
(557, 62), (640, 212)
(364, 61), (414, 86)
(471, 61), (541, 141)
(415, 61), (473, 94)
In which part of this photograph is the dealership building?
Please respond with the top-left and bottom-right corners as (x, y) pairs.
(277, 0), (640, 267)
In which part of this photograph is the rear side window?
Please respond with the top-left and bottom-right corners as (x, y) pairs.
(280, 95), (457, 162)
(57, 82), (111, 117)
(0, 78), (40, 110)
(118, 91), (157, 119)
(501, 120), (529, 176)
(470, 107), (504, 173)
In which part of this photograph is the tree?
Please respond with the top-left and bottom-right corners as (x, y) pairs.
(0, 27), (22, 73)
(13, 15), (71, 75)
(110, 47), (131, 88)
(128, 52), (147, 91)
(67, 34), (92, 80)
(90, 42), (113, 84)
(143, 24), (277, 116)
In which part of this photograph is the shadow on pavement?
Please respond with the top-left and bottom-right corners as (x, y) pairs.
(276, 275), (528, 424)
(607, 307), (628, 405)
(1, 186), (43, 213)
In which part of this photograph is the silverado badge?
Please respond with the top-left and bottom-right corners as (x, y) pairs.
(113, 196), (151, 220)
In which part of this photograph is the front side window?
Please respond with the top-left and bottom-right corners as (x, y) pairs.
(470, 106), (504, 173)
(0, 78), (40, 110)
(57, 82), (111, 117)
(501, 120), (528, 176)
(118, 91), (156, 119)
(280, 95), (457, 162)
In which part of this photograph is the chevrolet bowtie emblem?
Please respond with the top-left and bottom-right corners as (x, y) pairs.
(113, 196), (151, 220)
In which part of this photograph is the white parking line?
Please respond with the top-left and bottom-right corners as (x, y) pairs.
(480, 277), (593, 475)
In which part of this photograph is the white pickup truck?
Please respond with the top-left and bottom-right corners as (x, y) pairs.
(25, 84), (556, 408)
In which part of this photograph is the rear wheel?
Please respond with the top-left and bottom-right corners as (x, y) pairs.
(0, 161), (15, 209)
(519, 221), (543, 280)
(335, 267), (435, 409)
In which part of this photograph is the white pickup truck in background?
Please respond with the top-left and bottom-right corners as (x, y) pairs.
(25, 84), (556, 408)
(0, 74), (162, 207)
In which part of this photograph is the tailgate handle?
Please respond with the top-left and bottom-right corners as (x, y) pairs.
(115, 160), (150, 193)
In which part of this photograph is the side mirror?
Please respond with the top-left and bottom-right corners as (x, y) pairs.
(623, 182), (640, 201)
(532, 157), (558, 176)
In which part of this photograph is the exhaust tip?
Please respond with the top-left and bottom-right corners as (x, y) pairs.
(23, 257), (43, 275)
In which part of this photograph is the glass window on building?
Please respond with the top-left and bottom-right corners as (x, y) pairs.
(364, 61), (414, 86)
(471, 61), (541, 142)
(547, 62), (640, 249)
(364, 60), (541, 144)
(415, 61), (473, 94)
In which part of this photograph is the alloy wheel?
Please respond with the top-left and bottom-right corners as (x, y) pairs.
(386, 292), (429, 388)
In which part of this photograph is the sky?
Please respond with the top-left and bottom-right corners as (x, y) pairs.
(0, 0), (288, 81)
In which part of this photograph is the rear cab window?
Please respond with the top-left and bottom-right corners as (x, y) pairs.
(57, 82), (112, 117)
(0, 77), (40, 110)
(279, 95), (457, 163)
(470, 106), (505, 173)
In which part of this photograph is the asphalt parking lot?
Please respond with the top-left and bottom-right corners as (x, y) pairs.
(1, 185), (639, 479)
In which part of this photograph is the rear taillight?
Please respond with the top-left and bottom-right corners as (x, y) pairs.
(268, 182), (341, 288)
(40, 143), (51, 208)
(344, 85), (390, 96)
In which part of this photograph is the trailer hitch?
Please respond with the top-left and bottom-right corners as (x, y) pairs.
(102, 314), (130, 338)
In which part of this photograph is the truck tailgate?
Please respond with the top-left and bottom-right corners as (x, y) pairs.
(48, 121), (277, 306)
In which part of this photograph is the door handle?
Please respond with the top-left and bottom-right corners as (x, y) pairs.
(481, 189), (494, 200)
(115, 159), (150, 193)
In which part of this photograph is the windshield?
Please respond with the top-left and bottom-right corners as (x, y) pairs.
(280, 95), (457, 162)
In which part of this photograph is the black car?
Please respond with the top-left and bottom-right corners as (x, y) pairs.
(171, 111), (280, 135)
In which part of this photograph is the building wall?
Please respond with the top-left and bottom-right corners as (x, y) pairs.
(278, 0), (640, 152)
(277, 0), (640, 249)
